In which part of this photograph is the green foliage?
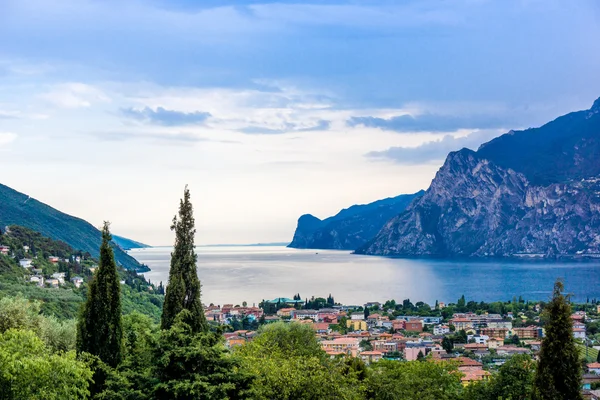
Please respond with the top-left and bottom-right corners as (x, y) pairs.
(154, 310), (253, 399)
(237, 322), (363, 399)
(161, 187), (207, 332)
(39, 316), (77, 353)
(463, 354), (536, 400)
(0, 294), (42, 333)
(442, 336), (454, 354)
(0, 329), (92, 399)
(77, 222), (123, 367)
(366, 359), (462, 400)
(533, 280), (583, 400)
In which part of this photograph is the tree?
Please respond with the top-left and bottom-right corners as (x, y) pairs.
(512, 334), (520, 345)
(533, 280), (583, 400)
(0, 329), (93, 399)
(161, 186), (208, 333)
(442, 336), (454, 354)
(154, 310), (253, 399)
(366, 359), (462, 400)
(77, 222), (123, 367)
(416, 350), (425, 362)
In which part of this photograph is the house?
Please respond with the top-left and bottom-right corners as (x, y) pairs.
(588, 363), (600, 374)
(351, 312), (365, 320)
(320, 338), (360, 357)
(468, 334), (489, 345)
(449, 318), (473, 331)
(513, 326), (543, 339)
(438, 302), (446, 309)
(322, 315), (338, 324)
(47, 278), (60, 288)
(19, 259), (33, 268)
(405, 320), (423, 333)
(360, 351), (383, 364)
(434, 325), (450, 335)
(71, 276), (84, 288)
(276, 307), (296, 317)
(30, 275), (44, 287)
(22, 245), (29, 252)
(292, 309), (318, 321)
(0, 245), (10, 255)
(226, 337), (246, 348)
(372, 340), (399, 353)
(347, 320), (367, 331)
(574, 327), (587, 340)
(51, 272), (66, 284)
(487, 337), (504, 349)
(404, 346), (427, 361)
(365, 302), (381, 309)
(461, 370), (491, 385)
(464, 343), (488, 353)
(392, 319), (406, 332)
(48, 256), (60, 264)
(312, 323), (330, 334)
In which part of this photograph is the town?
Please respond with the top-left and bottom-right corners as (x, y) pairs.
(205, 295), (600, 393)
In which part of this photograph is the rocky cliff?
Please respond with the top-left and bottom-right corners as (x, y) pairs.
(357, 97), (600, 258)
(289, 191), (424, 250)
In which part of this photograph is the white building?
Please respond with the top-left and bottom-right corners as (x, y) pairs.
(71, 276), (84, 288)
(19, 259), (33, 268)
(351, 312), (365, 320)
(51, 272), (66, 284)
(0, 245), (10, 255)
(292, 309), (319, 320)
(574, 327), (586, 340)
(30, 275), (44, 287)
(434, 325), (451, 335)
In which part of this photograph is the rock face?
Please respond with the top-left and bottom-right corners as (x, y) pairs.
(357, 97), (600, 258)
(288, 191), (424, 250)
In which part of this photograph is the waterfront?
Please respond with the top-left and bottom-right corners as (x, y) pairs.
(131, 246), (600, 306)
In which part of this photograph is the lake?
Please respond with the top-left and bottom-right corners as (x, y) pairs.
(130, 246), (600, 307)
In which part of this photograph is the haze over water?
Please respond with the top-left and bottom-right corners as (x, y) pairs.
(131, 246), (600, 307)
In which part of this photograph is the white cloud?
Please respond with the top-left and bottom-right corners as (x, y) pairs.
(38, 83), (111, 109)
(0, 132), (17, 146)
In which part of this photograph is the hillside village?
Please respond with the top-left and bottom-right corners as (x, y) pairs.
(206, 296), (600, 389)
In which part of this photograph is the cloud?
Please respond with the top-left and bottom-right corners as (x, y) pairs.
(92, 130), (238, 144)
(348, 113), (510, 133)
(38, 83), (110, 109)
(121, 107), (212, 126)
(366, 129), (501, 165)
(239, 119), (330, 134)
(0, 132), (17, 146)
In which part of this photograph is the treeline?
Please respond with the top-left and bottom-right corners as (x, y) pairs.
(0, 186), (587, 399)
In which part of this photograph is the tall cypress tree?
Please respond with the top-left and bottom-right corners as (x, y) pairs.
(161, 186), (208, 332)
(533, 280), (582, 400)
(76, 222), (123, 367)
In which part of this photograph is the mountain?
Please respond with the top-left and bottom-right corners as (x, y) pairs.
(288, 191), (424, 250)
(0, 183), (148, 271)
(357, 97), (600, 258)
(112, 235), (150, 250)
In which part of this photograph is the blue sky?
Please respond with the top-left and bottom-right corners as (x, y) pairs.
(1, 0), (599, 244)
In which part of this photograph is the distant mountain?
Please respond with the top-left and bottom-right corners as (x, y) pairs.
(0, 183), (148, 271)
(288, 191), (424, 250)
(357, 97), (600, 258)
(112, 235), (150, 250)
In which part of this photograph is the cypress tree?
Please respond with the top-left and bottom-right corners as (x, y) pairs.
(76, 222), (123, 367)
(161, 186), (208, 332)
(533, 280), (583, 400)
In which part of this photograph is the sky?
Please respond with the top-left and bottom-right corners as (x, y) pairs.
(0, 0), (599, 245)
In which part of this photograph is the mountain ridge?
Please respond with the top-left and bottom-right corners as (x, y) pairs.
(357, 97), (600, 258)
(0, 183), (148, 271)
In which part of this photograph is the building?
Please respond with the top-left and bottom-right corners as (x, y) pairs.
(48, 256), (60, 264)
(0, 245), (10, 255)
(434, 325), (450, 335)
(351, 312), (365, 320)
(51, 272), (66, 284)
(312, 323), (330, 334)
(71, 276), (84, 288)
(347, 320), (367, 331)
(487, 337), (504, 349)
(513, 326), (543, 339)
(404, 346), (427, 361)
(480, 327), (510, 339)
(461, 370), (491, 385)
(292, 309), (318, 320)
(276, 307), (296, 317)
(360, 351), (383, 364)
(47, 278), (60, 288)
(392, 319), (406, 332)
(365, 302), (381, 309)
(405, 320), (423, 333)
(19, 259), (33, 268)
(29, 275), (44, 287)
(588, 363), (600, 374)
(320, 338), (360, 357)
(449, 318), (473, 331)
(574, 327), (587, 340)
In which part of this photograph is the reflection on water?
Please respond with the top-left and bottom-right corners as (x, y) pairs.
(131, 246), (600, 306)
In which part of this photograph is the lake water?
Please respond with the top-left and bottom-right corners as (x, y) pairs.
(130, 246), (600, 307)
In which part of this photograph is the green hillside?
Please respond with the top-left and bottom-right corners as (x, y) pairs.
(112, 234), (150, 250)
(0, 183), (147, 271)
